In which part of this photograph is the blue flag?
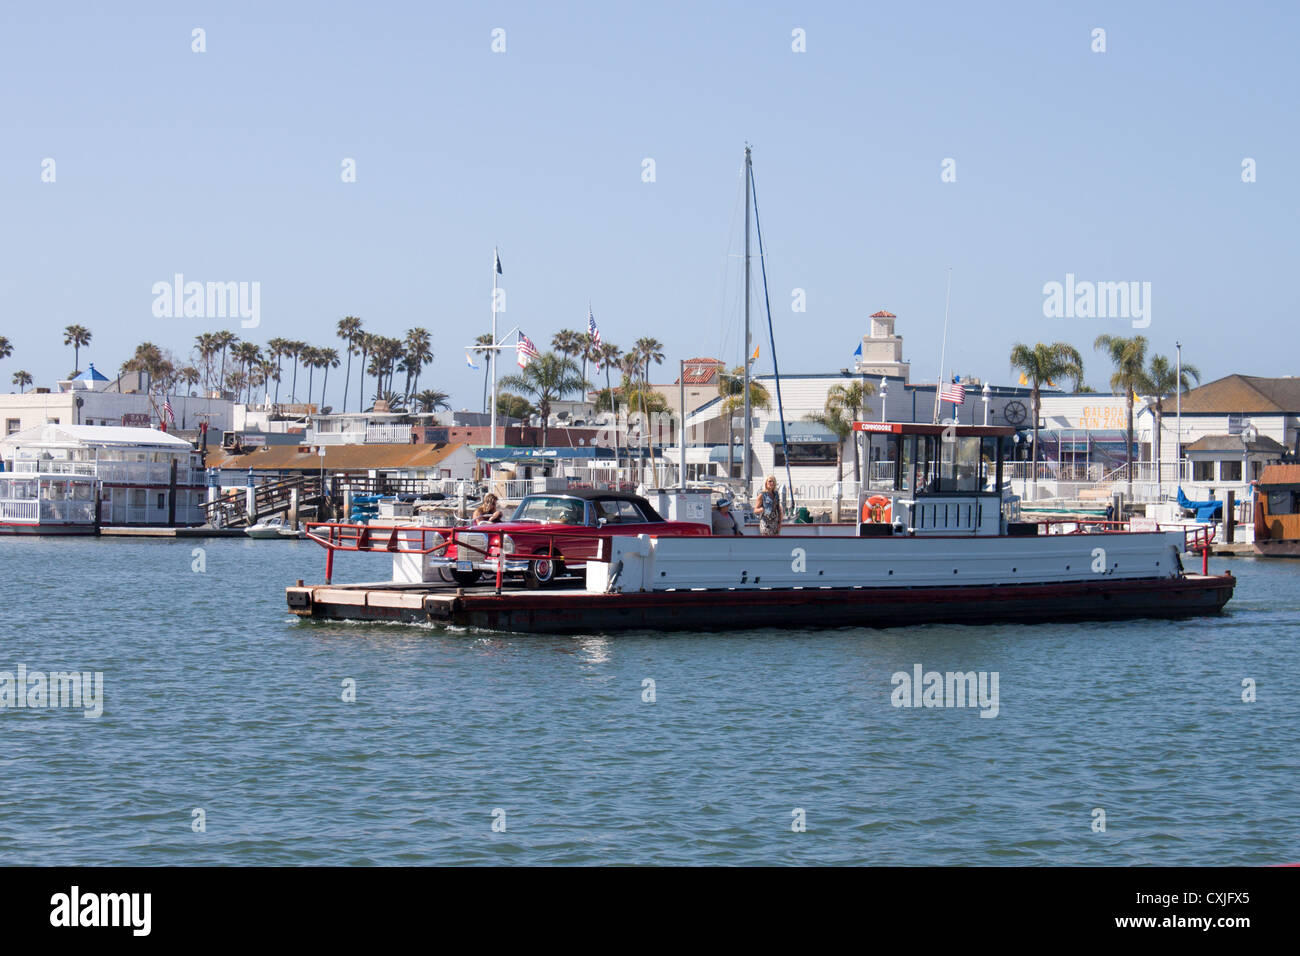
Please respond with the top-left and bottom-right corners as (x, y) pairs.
(853, 341), (862, 358)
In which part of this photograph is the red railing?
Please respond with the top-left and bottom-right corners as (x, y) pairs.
(303, 521), (602, 591)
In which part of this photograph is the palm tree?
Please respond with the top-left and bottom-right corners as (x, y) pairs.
(373, 389), (408, 412)
(1094, 335), (1152, 497)
(805, 401), (854, 517)
(336, 316), (363, 413)
(718, 365), (772, 478)
(827, 379), (876, 483)
(355, 332), (374, 412)
(499, 352), (588, 445)
(594, 342), (624, 461)
(402, 328), (433, 403)
(193, 333), (218, 390)
(178, 365), (200, 395)
(633, 336), (665, 386)
(1146, 353), (1200, 492)
(367, 337), (403, 399)
(211, 331), (239, 394)
(317, 348), (340, 410)
(415, 389), (452, 414)
(551, 330), (582, 398)
(1009, 342), (1085, 499)
(63, 325), (92, 374)
(12, 370), (32, 393)
(300, 346), (321, 408)
(231, 341), (263, 404)
(0, 337), (12, 368)
(258, 359), (280, 405)
(285, 340), (307, 403)
(473, 332), (494, 412)
(266, 337), (292, 404)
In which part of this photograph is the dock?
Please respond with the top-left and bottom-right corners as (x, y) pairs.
(99, 526), (249, 538)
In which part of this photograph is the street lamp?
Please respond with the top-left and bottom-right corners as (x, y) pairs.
(981, 382), (991, 426)
(879, 377), (888, 422)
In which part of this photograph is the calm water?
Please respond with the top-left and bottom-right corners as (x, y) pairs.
(0, 535), (1296, 866)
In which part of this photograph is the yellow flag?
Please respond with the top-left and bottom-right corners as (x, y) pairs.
(751, 344), (760, 362)
(1018, 373), (1028, 386)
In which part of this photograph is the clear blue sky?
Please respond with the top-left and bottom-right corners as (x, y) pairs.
(2, 0), (1295, 406)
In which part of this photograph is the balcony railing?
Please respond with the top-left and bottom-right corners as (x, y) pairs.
(12, 459), (203, 486)
(364, 424), (413, 444)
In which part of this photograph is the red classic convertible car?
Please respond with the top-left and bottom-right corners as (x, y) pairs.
(435, 490), (712, 586)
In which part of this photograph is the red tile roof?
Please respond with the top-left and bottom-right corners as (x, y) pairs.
(870, 310), (896, 318)
(677, 357), (725, 386)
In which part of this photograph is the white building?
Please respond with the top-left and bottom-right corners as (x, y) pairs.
(3, 363), (235, 437)
(0, 424), (206, 532)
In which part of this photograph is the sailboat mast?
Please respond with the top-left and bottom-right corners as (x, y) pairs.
(743, 145), (752, 486)
(490, 246), (499, 447)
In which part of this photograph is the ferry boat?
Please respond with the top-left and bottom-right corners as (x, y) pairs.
(286, 423), (1234, 633)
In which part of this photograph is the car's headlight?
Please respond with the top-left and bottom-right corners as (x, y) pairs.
(502, 534), (516, 554)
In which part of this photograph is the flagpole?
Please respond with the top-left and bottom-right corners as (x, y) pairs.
(932, 267), (952, 424)
(742, 145), (752, 488)
(490, 247), (499, 447)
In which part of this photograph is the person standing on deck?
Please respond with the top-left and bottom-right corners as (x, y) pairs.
(754, 476), (783, 536)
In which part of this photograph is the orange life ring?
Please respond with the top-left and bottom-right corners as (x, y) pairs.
(862, 495), (892, 524)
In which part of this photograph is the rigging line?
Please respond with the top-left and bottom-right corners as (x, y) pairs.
(716, 158), (749, 367)
(748, 161), (797, 510)
(717, 160), (748, 366)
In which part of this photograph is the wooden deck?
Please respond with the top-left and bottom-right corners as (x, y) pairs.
(286, 573), (1236, 634)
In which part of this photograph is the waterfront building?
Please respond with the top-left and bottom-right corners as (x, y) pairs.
(0, 424), (205, 533)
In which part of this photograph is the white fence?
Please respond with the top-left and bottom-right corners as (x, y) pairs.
(0, 500), (38, 521)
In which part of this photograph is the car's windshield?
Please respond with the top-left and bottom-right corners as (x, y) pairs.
(510, 496), (588, 525)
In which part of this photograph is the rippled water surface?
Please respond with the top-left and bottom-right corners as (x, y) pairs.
(1, 536), (1296, 865)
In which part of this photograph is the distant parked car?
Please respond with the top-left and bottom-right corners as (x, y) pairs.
(436, 490), (711, 586)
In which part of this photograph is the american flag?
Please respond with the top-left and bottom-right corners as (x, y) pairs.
(516, 332), (539, 368)
(587, 307), (601, 368)
(939, 381), (966, 405)
(161, 399), (175, 422)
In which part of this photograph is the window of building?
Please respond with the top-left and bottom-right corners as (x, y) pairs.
(157, 493), (166, 510)
(1268, 490), (1296, 515)
(5, 419), (19, 436)
(1193, 461), (1214, 481)
(1220, 460), (1242, 481)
